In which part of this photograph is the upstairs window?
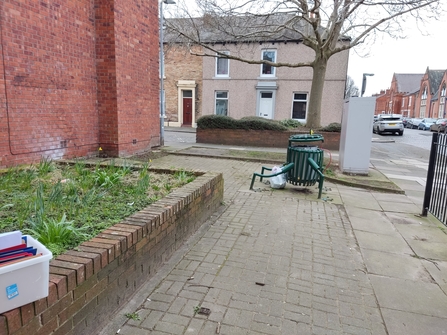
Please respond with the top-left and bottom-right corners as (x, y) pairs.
(216, 51), (229, 77)
(421, 86), (427, 106)
(261, 50), (276, 76)
(441, 84), (446, 104)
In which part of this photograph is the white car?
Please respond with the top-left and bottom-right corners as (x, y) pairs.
(373, 114), (404, 136)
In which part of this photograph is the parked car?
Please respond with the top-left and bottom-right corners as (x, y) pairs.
(418, 118), (437, 130)
(373, 114), (404, 135)
(407, 118), (423, 129)
(402, 117), (410, 128)
(430, 119), (447, 132)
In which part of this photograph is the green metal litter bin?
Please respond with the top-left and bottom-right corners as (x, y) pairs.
(286, 134), (324, 186)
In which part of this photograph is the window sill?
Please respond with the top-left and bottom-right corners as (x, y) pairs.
(213, 76), (231, 79)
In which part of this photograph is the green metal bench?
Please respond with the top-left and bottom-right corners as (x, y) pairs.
(249, 162), (294, 190)
(249, 158), (325, 199)
(306, 157), (325, 199)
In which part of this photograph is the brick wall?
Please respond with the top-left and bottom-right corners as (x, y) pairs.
(0, 0), (160, 168)
(0, 170), (224, 335)
(196, 129), (340, 151)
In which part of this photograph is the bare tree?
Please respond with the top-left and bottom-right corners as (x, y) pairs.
(345, 75), (359, 98)
(165, 0), (441, 128)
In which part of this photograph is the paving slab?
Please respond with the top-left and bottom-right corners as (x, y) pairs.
(369, 275), (447, 318)
(371, 192), (415, 204)
(422, 260), (447, 295)
(380, 308), (447, 335)
(344, 207), (396, 235)
(361, 248), (431, 281)
(338, 189), (383, 211)
(378, 201), (422, 214)
(354, 230), (412, 254)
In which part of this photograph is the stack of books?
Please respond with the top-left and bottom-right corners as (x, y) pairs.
(0, 231), (42, 267)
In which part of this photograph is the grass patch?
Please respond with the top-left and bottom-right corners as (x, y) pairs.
(0, 158), (195, 255)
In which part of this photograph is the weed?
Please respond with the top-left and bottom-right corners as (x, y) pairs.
(93, 169), (122, 187)
(37, 157), (55, 176)
(164, 183), (172, 192)
(174, 170), (195, 184)
(125, 312), (141, 321)
(193, 305), (201, 316)
(136, 174), (150, 194)
(25, 213), (91, 255)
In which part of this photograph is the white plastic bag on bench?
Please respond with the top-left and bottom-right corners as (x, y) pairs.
(270, 166), (287, 189)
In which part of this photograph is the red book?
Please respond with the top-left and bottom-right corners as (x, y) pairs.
(0, 242), (27, 254)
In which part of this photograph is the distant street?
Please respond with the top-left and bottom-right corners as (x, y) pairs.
(371, 128), (432, 162)
(165, 127), (434, 164)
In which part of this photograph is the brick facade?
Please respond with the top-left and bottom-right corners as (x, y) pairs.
(164, 45), (203, 127)
(0, 0), (160, 168)
(0, 170), (224, 335)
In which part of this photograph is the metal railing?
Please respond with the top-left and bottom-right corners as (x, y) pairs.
(422, 132), (447, 225)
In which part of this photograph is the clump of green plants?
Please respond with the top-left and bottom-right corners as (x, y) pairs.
(279, 119), (303, 129)
(319, 122), (342, 132)
(0, 158), (195, 255)
(125, 312), (141, 321)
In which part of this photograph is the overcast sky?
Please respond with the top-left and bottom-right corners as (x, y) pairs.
(347, 18), (446, 97)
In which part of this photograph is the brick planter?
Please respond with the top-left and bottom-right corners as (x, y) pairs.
(196, 129), (340, 151)
(0, 171), (224, 335)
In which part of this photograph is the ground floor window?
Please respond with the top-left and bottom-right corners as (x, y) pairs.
(292, 93), (308, 119)
(215, 91), (228, 116)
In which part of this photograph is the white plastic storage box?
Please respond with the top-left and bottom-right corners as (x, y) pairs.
(0, 235), (52, 314)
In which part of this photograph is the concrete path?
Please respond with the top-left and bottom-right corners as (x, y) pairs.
(99, 138), (447, 335)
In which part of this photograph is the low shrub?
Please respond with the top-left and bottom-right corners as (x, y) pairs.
(196, 115), (238, 129)
(197, 115), (341, 132)
(197, 115), (288, 131)
(279, 119), (303, 129)
(318, 122), (342, 132)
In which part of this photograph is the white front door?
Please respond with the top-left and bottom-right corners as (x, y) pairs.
(259, 92), (273, 119)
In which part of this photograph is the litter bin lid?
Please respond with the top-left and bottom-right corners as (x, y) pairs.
(289, 134), (324, 143)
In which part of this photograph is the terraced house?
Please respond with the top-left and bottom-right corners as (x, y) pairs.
(163, 15), (350, 128)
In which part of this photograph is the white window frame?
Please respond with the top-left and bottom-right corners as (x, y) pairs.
(215, 91), (229, 116)
(260, 49), (277, 77)
(215, 51), (229, 77)
(291, 92), (308, 121)
(421, 86), (427, 107)
(441, 85), (446, 105)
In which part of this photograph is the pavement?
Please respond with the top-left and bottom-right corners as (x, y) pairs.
(99, 127), (447, 335)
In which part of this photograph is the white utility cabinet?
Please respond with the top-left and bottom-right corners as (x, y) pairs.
(339, 97), (376, 175)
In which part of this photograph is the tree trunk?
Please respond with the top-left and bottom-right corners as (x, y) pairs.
(306, 57), (328, 129)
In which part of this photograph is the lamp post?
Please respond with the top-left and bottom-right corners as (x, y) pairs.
(159, 0), (175, 146)
(361, 73), (374, 97)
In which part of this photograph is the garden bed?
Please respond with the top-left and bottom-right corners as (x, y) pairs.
(0, 160), (224, 335)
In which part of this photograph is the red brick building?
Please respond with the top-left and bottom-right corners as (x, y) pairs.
(0, 0), (160, 168)
(415, 68), (446, 119)
(373, 74), (422, 117)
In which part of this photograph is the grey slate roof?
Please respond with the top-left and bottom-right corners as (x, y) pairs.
(165, 13), (350, 44)
(394, 73), (424, 93)
(427, 69), (446, 95)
